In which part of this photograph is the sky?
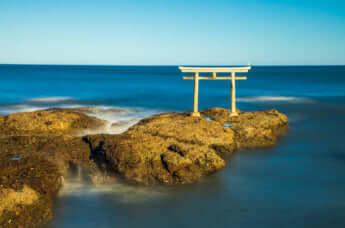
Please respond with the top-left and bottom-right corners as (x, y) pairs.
(1, 0), (345, 65)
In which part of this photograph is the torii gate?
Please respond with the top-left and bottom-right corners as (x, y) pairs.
(179, 66), (251, 117)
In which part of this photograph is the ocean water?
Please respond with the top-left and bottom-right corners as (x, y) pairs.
(1, 65), (345, 227)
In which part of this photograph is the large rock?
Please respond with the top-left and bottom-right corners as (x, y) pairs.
(0, 108), (106, 136)
(85, 107), (288, 185)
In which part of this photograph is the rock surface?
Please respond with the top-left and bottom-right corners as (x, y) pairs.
(0, 108), (106, 136)
(201, 108), (288, 149)
(0, 156), (62, 227)
(0, 107), (288, 227)
(85, 107), (288, 185)
(0, 108), (108, 227)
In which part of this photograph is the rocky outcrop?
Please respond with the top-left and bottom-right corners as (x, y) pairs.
(85, 107), (288, 185)
(0, 108), (106, 136)
(0, 107), (288, 227)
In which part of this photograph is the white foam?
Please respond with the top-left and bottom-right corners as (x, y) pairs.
(26, 96), (74, 103)
(74, 105), (165, 135)
(238, 96), (314, 103)
(0, 104), (85, 115)
(0, 104), (49, 114)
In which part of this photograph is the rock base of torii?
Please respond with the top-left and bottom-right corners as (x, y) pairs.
(85, 107), (288, 185)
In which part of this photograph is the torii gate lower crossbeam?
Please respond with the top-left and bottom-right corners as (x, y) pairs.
(179, 66), (251, 117)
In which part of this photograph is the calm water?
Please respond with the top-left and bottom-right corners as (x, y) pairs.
(1, 65), (345, 227)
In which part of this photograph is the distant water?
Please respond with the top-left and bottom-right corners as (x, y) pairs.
(1, 65), (345, 228)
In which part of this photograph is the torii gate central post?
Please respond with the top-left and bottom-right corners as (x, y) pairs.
(179, 66), (251, 117)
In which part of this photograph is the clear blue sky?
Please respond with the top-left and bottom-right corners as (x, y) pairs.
(1, 0), (345, 65)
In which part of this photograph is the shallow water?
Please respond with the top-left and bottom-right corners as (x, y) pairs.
(1, 65), (345, 227)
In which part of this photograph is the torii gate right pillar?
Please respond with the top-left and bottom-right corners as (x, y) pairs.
(230, 72), (238, 117)
(192, 72), (200, 117)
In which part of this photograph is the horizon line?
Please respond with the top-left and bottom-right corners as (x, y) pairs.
(0, 63), (344, 67)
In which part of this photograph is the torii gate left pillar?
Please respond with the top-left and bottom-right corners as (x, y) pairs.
(179, 66), (251, 117)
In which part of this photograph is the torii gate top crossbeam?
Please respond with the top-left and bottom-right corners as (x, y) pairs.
(179, 66), (251, 73)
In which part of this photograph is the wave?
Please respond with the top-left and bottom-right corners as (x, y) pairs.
(76, 106), (164, 135)
(26, 96), (75, 103)
(0, 104), (85, 115)
(238, 96), (315, 103)
(0, 104), (50, 114)
(0, 97), (166, 135)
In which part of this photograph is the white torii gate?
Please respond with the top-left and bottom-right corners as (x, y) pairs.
(179, 66), (251, 117)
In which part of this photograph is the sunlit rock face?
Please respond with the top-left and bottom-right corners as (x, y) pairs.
(85, 108), (288, 185)
(201, 108), (289, 149)
(0, 108), (106, 136)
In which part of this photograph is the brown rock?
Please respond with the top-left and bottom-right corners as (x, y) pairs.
(0, 108), (106, 136)
(0, 185), (39, 216)
(85, 108), (288, 185)
(0, 156), (62, 228)
(201, 108), (288, 149)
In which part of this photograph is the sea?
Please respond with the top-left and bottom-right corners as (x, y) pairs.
(0, 64), (345, 228)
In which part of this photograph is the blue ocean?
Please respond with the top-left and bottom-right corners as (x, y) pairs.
(1, 65), (345, 228)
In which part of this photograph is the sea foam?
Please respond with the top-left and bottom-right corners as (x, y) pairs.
(59, 171), (168, 203)
(0, 96), (165, 135)
(26, 96), (74, 103)
(238, 96), (315, 103)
